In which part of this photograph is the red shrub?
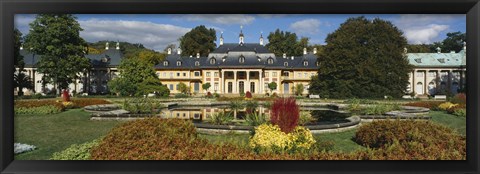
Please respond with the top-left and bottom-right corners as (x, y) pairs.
(404, 101), (443, 110)
(270, 97), (299, 133)
(450, 93), (466, 104)
(62, 90), (70, 102)
(206, 92), (212, 97)
(245, 91), (252, 99)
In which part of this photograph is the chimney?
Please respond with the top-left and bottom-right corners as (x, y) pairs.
(283, 53), (287, 59)
(116, 42), (120, 50)
(177, 47), (181, 55)
(436, 47), (441, 53)
(303, 48), (307, 55)
(313, 48), (317, 54)
(105, 42), (109, 50)
(167, 48), (172, 55)
(196, 53), (200, 58)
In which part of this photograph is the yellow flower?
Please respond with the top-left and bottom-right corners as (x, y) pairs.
(249, 124), (316, 153)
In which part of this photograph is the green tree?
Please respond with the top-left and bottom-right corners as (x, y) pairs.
(179, 25), (216, 57)
(202, 83), (211, 92)
(406, 44), (431, 53)
(136, 77), (170, 97)
(430, 32), (465, 53)
(177, 82), (189, 94)
(14, 28), (24, 72)
(311, 17), (412, 98)
(24, 14), (90, 93)
(14, 28), (34, 96)
(268, 82), (277, 93)
(108, 78), (136, 96)
(266, 29), (308, 56)
(294, 84), (305, 96)
(14, 72), (34, 96)
(129, 50), (166, 65)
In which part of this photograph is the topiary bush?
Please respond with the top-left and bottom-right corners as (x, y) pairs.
(270, 97), (299, 133)
(51, 139), (100, 160)
(245, 91), (252, 100)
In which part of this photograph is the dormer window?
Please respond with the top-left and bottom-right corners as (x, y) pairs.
(284, 62), (288, 67)
(163, 61), (169, 66)
(210, 58), (216, 65)
(176, 61), (182, 66)
(267, 58), (274, 65)
(239, 56), (245, 63)
(195, 61), (200, 66)
(303, 60), (308, 66)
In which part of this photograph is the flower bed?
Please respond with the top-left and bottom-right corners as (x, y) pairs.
(14, 143), (37, 154)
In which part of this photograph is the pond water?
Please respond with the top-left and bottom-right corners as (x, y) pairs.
(159, 105), (351, 124)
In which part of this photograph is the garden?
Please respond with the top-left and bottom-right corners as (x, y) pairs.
(13, 92), (467, 160)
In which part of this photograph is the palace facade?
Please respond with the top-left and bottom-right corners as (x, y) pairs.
(17, 30), (467, 97)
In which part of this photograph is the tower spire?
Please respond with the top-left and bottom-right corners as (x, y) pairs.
(239, 25), (244, 45)
(259, 31), (264, 46)
(219, 31), (224, 46)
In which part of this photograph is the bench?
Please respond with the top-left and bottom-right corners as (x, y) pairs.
(434, 95), (447, 100)
(309, 95), (320, 99)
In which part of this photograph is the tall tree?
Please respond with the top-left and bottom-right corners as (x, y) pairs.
(406, 44), (431, 53)
(128, 50), (166, 65)
(24, 14), (90, 93)
(430, 31), (465, 53)
(14, 28), (34, 96)
(310, 17), (412, 98)
(14, 28), (24, 71)
(266, 29), (308, 56)
(179, 25), (216, 57)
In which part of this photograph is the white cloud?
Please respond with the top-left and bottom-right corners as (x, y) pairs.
(393, 14), (464, 44)
(79, 19), (191, 51)
(403, 24), (449, 44)
(179, 14), (255, 25)
(289, 19), (321, 35)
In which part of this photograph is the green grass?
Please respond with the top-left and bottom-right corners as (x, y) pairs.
(14, 109), (123, 160)
(429, 111), (466, 135)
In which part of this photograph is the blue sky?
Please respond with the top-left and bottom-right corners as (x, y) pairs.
(15, 14), (466, 51)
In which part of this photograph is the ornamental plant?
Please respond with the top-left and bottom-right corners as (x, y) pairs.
(245, 91), (253, 100)
(249, 124), (316, 153)
(438, 102), (458, 111)
(270, 97), (299, 133)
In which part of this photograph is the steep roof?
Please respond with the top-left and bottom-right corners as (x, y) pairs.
(20, 49), (124, 68)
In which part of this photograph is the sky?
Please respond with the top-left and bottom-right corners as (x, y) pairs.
(14, 14), (466, 52)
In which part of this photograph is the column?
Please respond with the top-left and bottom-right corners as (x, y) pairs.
(221, 70), (225, 94)
(233, 70), (237, 93)
(246, 70), (250, 93)
(448, 70), (452, 93)
(412, 70), (416, 95)
(259, 70), (263, 94)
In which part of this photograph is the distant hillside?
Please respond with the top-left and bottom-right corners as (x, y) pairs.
(87, 41), (166, 65)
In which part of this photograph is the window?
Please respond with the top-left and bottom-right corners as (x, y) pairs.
(206, 72), (211, 77)
(163, 61), (169, 66)
(177, 73), (180, 77)
(228, 82), (233, 93)
(214, 83), (219, 91)
(249, 72), (255, 77)
(272, 72), (277, 77)
(209, 58), (216, 65)
(156, 72), (160, 77)
(169, 84), (174, 90)
(194, 71), (200, 76)
(195, 61), (200, 66)
(303, 60), (308, 66)
(297, 73), (302, 78)
(176, 84), (180, 90)
(284, 62), (288, 66)
(183, 73), (186, 77)
(163, 72), (166, 77)
(304, 73), (308, 78)
(267, 58), (274, 65)
(283, 71), (289, 77)
(250, 82), (255, 93)
(214, 72), (219, 77)
(176, 61), (182, 66)
(239, 56), (245, 63)
(311, 73), (315, 77)
(265, 72), (269, 77)
(170, 72), (173, 78)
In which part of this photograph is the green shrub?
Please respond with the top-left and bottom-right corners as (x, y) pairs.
(249, 124), (316, 154)
(361, 103), (400, 115)
(298, 111), (316, 125)
(404, 101), (443, 110)
(122, 98), (163, 114)
(209, 112), (234, 125)
(453, 109), (466, 117)
(174, 93), (189, 98)
(15, 105), (62, 115)
(229, 101), (245, 110)
(50, 139), (100, 160)
(213, 93), (220, 98)
(245, 112), (268, 126)
(245, 101), (259, 110)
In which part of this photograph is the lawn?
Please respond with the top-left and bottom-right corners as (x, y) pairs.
(429, 111), (466, 135)
(14, 109), (123, 160)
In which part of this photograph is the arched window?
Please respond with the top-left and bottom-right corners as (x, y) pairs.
(163, 61), (169, 66)
(195, 61), (200, 66)
(176, 61), (182, 66)
(239, 56), (245, 63)
(267, 58), (274, 65)
(428, 82), (435, 95)
(303, 60), (308, 66)
(210, 58), (216, 65)
(284, 62), (288, 67)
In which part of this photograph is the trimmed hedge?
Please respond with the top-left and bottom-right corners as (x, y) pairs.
(15, 105), (63, 115)
(71, 98), (111, 108)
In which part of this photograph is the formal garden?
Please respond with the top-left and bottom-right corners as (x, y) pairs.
(14, 92), (467, 160)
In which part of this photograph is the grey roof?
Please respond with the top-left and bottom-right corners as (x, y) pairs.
(20, 49), (123, 68)
(156, 43), (319, 70)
